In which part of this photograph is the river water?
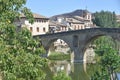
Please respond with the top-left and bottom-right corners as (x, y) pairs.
(43, 60), (120, 80)
(117, 73), (120, 80)
(43, 60), (103, 80)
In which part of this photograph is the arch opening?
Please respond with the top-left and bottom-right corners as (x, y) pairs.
(46, 38), (73, 61)
(83, 34), (120, 63)
(83, 35), (120, 77)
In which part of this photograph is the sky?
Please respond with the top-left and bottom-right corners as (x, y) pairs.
(26, 0), (120, 17)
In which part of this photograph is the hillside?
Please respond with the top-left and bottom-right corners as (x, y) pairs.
(50, 9), (91, 21)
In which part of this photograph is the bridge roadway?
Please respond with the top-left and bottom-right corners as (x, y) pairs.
(34, 28), (120, 63)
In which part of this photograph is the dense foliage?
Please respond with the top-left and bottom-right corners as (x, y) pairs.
(92, 11), (120, 51)
(0, 0), (34, 23)
(0, 0), (48, 80)
(92, 11), (117, 28)
(0, 23), (47, 80)
(93, 36), (117, 53)
(91, 11), (120, 80)
(91, 45), (120, 80)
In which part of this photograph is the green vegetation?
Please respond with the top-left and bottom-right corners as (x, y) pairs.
(0, 0), (71, 80)
(92, 11), (120, 52)
(91, 11), (120, 80)
(48, 52), (70, 60)
(0, 23), (47, 80)
(117, 22), (120, 27)
(53, 71), (71, 80)
(0, 0), (120, 79)
(91, 45), (120, 80)
(117, 67), (120, 72)
(0, 0), (34, 23)
(92, 11), (117, 28)
(0, 0), (48, 80)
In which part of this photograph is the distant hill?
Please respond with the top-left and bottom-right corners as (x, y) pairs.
(50, 9), (91, 21)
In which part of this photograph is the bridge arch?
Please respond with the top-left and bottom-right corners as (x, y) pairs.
(84, 32), (119, 52)
(43, 38), (74, 57)
(84, 34), (107, 52)
(36, 28), (120, 63)
(83, 32), (120, 63)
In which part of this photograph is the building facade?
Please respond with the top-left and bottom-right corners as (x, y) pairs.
(49, 20), (68, 33)
(50, 10), (95, 32)
(15, 13), (49, 35)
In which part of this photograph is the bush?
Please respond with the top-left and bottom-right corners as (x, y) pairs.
(0, 23), (47, 80)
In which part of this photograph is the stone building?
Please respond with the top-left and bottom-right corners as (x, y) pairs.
(50, 10), (95, 32)
(60, 11), (94, 30)
(15, 13), (49, 35)
(49, 20), (68, 33)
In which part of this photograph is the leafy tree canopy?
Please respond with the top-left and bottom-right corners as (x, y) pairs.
(92, 11), (117, 28)
(91, 45), (120, 80)
(0, 0), (47, 80)
(0, 23), (47, 80)
(0, 0), (34, 23)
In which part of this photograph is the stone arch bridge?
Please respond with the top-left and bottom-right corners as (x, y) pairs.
(34, 28), (120, 63)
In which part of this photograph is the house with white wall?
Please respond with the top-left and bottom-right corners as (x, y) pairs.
(50, 10), (95, 31)
(15, 13), (49, 35)
(49, 20), (68, 33)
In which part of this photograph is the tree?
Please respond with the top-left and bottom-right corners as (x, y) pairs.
(0, 0), (47, 79)
(91, 45), (120, 80)
(92, 11), (120, 56)
(0, 0), (34, 23)
(91, 10), (120, 80)
(0, 23), (47, 80)
(92, 11), (117, 28)
(112, 12), (117, 27)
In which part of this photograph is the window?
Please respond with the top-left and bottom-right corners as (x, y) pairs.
(43, 27), (46, 32)
(37, 27), (39, 32)
(30, 27), (33, 32)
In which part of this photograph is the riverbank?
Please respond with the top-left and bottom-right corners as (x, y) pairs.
(47, 52), (70, 60)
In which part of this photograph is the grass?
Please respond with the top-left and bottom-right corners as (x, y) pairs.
(47, 51), (70, 60)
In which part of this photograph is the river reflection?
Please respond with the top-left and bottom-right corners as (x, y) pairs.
(44, 60), (96, 80)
